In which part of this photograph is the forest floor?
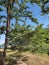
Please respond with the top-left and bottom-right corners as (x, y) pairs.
(0, 49), (49, 65)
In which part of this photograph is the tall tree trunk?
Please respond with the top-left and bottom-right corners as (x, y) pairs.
(3, 3), (11, 65)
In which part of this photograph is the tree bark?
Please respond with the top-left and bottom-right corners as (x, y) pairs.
(3, 3), (11, 65)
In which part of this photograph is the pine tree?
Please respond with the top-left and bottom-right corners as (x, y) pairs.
(0, 0), (38, 65)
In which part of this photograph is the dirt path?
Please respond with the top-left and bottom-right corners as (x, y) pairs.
(6, 51), (49, 65)
(12, 53), (49, 65)
(21, 53), (49, 65)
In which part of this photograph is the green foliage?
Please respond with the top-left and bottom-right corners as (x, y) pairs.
(47, 48), (49, 55)
(0, 0), (49, 55)
(8, 23), (32, 51)
(0, 0), (39, 35)
(8, 23), (49, 55)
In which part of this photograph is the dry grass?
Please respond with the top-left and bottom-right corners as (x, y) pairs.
(0, 49), (4, 51)
(0, 49), (49, 65)
(6, 50), (49, 65)
(22, 53), (49, 65)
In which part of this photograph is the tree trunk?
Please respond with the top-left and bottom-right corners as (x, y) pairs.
(2, 3), (11, 65)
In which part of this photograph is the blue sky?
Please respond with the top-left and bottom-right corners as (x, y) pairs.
(26, 3), (49, 27)
(0, 2), (49, 45)
(0, 34), (5, 45)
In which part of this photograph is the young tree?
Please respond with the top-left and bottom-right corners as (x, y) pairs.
(8, 23), (33, 51)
